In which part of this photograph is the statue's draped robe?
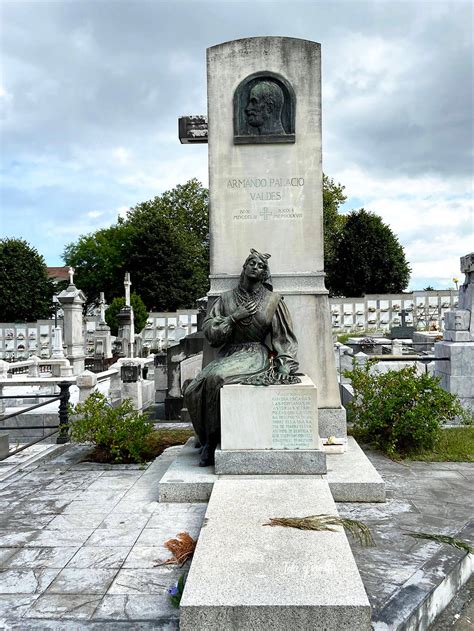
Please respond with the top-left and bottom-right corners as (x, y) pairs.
(184, 287), (298, 446)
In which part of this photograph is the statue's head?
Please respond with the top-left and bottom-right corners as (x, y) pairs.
(245, 81), (284, 131)
(240, 249), (272, 287)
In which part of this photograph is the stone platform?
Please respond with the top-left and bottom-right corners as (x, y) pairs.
(180, 478), (371, 630)
(158, 436), (385, 503)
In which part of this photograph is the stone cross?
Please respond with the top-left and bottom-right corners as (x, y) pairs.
(124, 272), (131, 307)
(398, 309), (408, 327)
(68, 267), (75, 285)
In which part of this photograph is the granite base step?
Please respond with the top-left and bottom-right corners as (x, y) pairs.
(180, 478), (371, 630)
(158, 436), (385, 503)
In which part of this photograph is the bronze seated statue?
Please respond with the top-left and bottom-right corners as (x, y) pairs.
(184, 249), (300, 467)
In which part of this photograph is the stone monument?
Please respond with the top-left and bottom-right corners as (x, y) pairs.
(115, 273), (135, 358)
(93, 292), (112, 359)
(435, 252), (474, 410)
(185, 37), (345, 443)
(57, 267), (86, 375)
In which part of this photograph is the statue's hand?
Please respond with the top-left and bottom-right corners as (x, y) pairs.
(232, 301), (257, 321)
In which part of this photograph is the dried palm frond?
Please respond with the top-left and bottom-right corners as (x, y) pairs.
(404, 532), (474, 554)
(263, 514), (374, 547)
(154, 532), (197, 567)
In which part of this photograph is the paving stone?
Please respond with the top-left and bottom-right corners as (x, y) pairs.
(92, 594), (179, 620)
(0, 593), (40, 618)
(4, 547), (80, 569)
(0, 548), (18, 566)
(66, 547), (131, 569)
(47, 513), (106, 530)
(0, 513), (57, 529)
(85, 528), (143, 548)
(97, 513), (150, 530)
(26, 529), (94, 547)
(0, 568), (60, 594)
(108, 568), (177, 595)
(122, 546), (172, 569)
(0, 530), (38, 547)
(46, 568), (118, 594)
(23, 593), (103, 619)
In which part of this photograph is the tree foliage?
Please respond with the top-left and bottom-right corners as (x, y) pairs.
(327, 209), (410, 296)
(63, 179), (208, 311)
(322, 175), (348, 291)
(0, 238), (55, 321)
(63, 223), (132, 308)
(105, 293), (148, 336)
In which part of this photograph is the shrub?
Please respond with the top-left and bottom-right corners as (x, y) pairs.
(69, 392), (154, 463)
(344, 362), (462, 457)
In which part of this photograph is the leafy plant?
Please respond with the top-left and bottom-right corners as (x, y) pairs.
(404, 532), (473, 554)
(344, 362), (462, 457)
(168, 574), (186, 608)
(263, 514), (374, 547)
(69, 392), (153, 463)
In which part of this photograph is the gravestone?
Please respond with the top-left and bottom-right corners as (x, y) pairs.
(205, 37), (344, 441)
(435, 252), (474, 411)
(57, 267), (86, 375)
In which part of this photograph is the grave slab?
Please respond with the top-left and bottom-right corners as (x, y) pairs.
(158, 437), (385, 503)
(180, 478), (371, 630)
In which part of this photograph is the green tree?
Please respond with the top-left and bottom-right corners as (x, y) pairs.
(63, 179), (209, 310)
(0, 238), (55, 321)
(328, 209), (410, 296)
(322, 175), (348, 291)
(63, 222), (132, 308)
(105, 293), (148, 336)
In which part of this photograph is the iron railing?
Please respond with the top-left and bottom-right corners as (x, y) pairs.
(0, 382), (72, 458)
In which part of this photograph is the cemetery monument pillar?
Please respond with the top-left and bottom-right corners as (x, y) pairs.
(206, 37), (345, 440)
(57, 267), (86, 375)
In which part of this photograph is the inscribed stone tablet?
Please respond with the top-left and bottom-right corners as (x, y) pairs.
(271, 393), (313, 449)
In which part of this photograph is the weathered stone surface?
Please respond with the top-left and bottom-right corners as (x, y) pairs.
(220, 376), (319, 450)
(206, 37), (342, 412)
(180, 478), (371, 630)
(325, 438), (385, 502)
(158, 437), (384, 503)
(318, 406), (347, 440)
(214, 446), (326, 474)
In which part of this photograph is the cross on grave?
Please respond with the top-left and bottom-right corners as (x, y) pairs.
(398, 309), (409, 327)
(260, 207), (272, 220)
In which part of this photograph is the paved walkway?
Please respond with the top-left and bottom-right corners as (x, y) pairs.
(0, 445), (204, 630)
(0, 443), (472, 629)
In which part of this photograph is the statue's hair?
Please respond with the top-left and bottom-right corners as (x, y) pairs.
(239, 249), (272, 289)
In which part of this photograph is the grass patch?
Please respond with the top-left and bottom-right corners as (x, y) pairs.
(403, 427), (474, 462)
(86, 428), (195, 464)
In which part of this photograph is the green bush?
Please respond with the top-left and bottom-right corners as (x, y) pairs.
(344, 362), (462, 457)
(69, 392), (154, 463)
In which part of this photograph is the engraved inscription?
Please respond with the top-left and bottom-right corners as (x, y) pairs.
(228, 176), (305, 221)
(271, 393), (314, 449)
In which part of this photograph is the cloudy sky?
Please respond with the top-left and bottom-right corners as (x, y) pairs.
(1, 0), (472, 289)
